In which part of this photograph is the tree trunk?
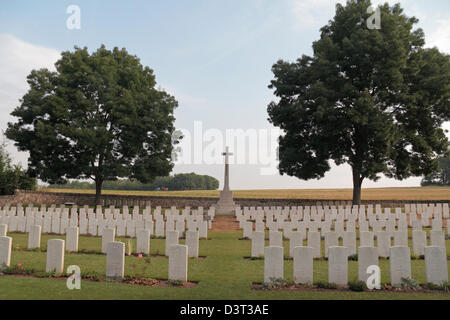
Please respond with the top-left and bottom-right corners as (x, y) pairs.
(95, 178), (103, 206)
(352, 169), (363, 205)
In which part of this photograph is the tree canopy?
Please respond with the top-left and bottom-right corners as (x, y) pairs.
(6, 45), (179, 203)
(268, 0), (450, 204)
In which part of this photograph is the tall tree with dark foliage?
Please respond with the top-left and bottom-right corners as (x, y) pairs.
(268, 0), (450, 204)
(7, 45), (179, 204)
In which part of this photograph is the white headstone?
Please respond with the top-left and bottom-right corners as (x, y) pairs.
(27, 225), (41, 249)
(424, 246), (448, 285)
(165, 230), (179, 256)
(360, 231), (374, 247)
(390, 246), (411, 287)
(264, 246), (284, 283)
(269, 231), (283, 247)
(46, 239), (64, 273)
(358, 246), (378, 283)
(293, 246), (313, 284)
(198, 220), (208, 239)
(251, 231), (265, 257)
(126, 220), (136, 238)
(412, 230), (426, 256)
(376, 231), (391, 258)
(186, 230), (199, 258)
(155, 219), (165, 237)
(343, 231), (356, 256)
(65, 226), (79, 252)
(393, 230), (408, 247)
(0, 236), (12, 266)
(0, 224), (7, 237)
(116, 220), (125, 237)
(102, 228), (116, 254)
(430, 230), (445, 248)
(51, 216), (60, 234)
(307, 231), (321, 258)
(106, 241), (125, 278)
(88, 219), (97, 236)
(168, 244), (188, 282)
(328, 246), (348, 286)
(324, 232), (338, 258)
(136, 229), (150, 255)
(243, 221), (252, 238)
(289, 231), (303, 257)
(79, 219), (88, 235)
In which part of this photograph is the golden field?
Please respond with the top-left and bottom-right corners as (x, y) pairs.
(41, 186), (450, 200)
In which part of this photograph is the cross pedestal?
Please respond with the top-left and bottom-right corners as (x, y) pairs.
(216, 147), (236, 215)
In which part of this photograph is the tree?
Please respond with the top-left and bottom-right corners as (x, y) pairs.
(6, 45), (179, 204)
(267, 0), (450, 204)
(421, 157), (450, 186)
(0, 140), (36, 195)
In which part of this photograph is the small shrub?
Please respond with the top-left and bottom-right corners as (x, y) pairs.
(426, 281), (450, 292)
(34, 271), (50, 278)
(81, 272), (103, 282)
(316, 281), (338, 290)
(348, 280), (367, 292)
(410, 253), (419, 260)
(401, 277), (419, 290)
(45, 270), (58, 278)
(262, 277), (289, 290)
(425, 282), (440, 291)
(440, 281), (450, 292)
(167, 279), (184, 286)
(348, 254), (358, 261)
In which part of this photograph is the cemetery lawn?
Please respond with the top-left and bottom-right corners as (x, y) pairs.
(42, 186), (450, 201)
(1, 230), (450, 300)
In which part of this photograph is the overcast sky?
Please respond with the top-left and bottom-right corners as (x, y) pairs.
(0, 0), (449, 190)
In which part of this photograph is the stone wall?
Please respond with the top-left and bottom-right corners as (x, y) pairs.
(0, 190), (448, 208)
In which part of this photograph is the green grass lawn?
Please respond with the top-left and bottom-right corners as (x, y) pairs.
(1, 230), (449, 300)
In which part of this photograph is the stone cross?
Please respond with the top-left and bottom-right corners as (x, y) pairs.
(222, 147), (233, 191)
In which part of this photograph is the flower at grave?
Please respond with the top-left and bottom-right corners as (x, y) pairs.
(17, 264), (22, 268)
(138, 254), (143, 259)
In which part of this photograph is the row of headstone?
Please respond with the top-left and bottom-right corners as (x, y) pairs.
(0, 229), (190, 282)
(237, 205), (449, 233)
(238, 203), (450, 218)
(264, 245), (448, 287)
(251, 230), (447, 258)
(238, 211), (448, 232)
(0, 211), (212, 239)
(0, 204), (215, 222)
(0, 222), (202, 260)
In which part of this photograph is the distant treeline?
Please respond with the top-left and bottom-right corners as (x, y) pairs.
(47, 173), (219, 191)
(421, 157), (450, 186)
